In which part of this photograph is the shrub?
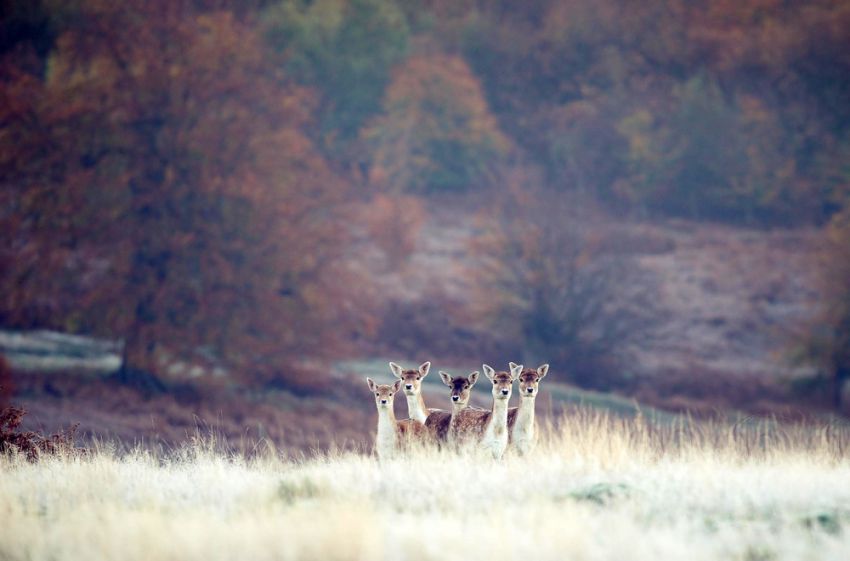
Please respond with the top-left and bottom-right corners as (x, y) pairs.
(0, 405), (81, 461)
(364, 54), (510, 193)
(470, 187), (658, 389)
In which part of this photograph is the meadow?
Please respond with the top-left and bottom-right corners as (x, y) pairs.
(2, 411), (849, 561)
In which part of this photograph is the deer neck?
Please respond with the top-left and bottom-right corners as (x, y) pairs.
(515, 396), (536, 430)
(488, 396), (509, 431)
(405, 391), (429, 424)
(376, 405), (398, 444)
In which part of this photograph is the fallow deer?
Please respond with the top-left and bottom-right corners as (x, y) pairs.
(451, 363), (522, 459)
(434, 370), (480, 444)
(366, 377), (428, 460)
(507, 363), (549, 456)
(389, 361), (442, 424)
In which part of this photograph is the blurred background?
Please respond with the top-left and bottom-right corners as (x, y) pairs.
(1, 0), (849, 451)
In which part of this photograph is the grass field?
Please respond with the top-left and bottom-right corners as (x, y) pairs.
(2, 411), (850, 561)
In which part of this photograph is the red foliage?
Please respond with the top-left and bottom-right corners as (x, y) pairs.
(0, 404), (81, 461)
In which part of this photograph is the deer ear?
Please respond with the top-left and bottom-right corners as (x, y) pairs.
(469, 371), (480, 385)
(392, 379), (402, 393)
(510, 363), (524, 380)
(366, 377), (376, 392)
(439, 371), (452, 386)
(509, 362), (520, 371)
(482, 364), (496, 381)
(537, 364), (550, 379)
(419, 361), (431, 378)
(389, 362), (404, 379)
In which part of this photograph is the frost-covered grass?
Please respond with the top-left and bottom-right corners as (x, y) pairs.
(2, 411), (850, 561)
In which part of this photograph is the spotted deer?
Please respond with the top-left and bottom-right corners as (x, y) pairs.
(434, 370), (480, 444)
(389, 361), (443, 424)
(507, 363), (549, 456)
(365, 378), (428, 459)
(451, 363), (522, 459)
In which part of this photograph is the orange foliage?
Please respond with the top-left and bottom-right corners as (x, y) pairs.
(365, 53), (510, 193)
(0, 1), (363, 384)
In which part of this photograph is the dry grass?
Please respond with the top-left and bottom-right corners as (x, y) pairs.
(1, 410), (849, 561)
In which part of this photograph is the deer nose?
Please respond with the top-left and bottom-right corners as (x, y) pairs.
(527, 387), (534, 393)
(380, 399), (387, 404)
(405, 384), (413, 390)
(501, 389), (509, 396)
(452, 395), (459, 402)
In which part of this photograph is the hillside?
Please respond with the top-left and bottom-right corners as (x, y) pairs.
(4, 208), (833, 451)
(357, 199), (827, 416)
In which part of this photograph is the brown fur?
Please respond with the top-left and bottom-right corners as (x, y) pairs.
(451, 369), (515, 443)
(425, 410), (452, 440)
(451, 407), (492, 440)
(438, 371), (478, 407)
(398, 418), (429, 438)
(437, 370), (481, 443)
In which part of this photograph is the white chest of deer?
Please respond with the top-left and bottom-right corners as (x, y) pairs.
(478, 363), (520, 460)
(511, 400), (536, 456)
(375, 410), (399, 460)
(404, 393), (429, 424)
(481, 399), (510, 459)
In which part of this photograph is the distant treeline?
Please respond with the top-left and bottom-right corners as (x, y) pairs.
(3, 0), (849, 222)
(1, 0), (848, 391)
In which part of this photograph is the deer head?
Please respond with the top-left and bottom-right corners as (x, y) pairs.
(483, 363), (521, 401)
(389, 361), (431, 396)
(366, 377), (402, 410)
(439, 370), (479, 407)
(514, 363), (549, 398)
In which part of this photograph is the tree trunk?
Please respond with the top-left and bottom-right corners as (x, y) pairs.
(120, 324), (157, 377)
(117, 327), (166, 395)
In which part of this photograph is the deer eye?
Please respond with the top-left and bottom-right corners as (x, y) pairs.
(375, 393), (380, 396)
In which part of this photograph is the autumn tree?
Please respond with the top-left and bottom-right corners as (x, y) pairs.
(457, 0), (850, 226)
(0, 1), (361, 386)
(365, 54), (510, 193)
(263, 0), (409, 165)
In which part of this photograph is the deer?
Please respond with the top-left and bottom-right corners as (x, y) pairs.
(388, 361), (442, 424)
(507, 363), (549, 456)
(435, 369), (480, 444)
(450, 363), (522, 459)
(366, 377), (429, 460)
